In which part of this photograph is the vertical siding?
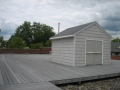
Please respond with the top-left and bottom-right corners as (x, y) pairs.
(75, 24), (111, 66)
(52, 37), (74, 66)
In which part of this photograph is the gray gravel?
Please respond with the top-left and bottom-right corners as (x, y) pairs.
(60, 77), (120, 90)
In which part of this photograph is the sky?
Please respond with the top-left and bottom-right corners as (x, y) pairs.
(0, 0), (120, 40)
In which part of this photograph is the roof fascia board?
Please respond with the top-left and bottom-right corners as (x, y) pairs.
(50, 35), (74, 40)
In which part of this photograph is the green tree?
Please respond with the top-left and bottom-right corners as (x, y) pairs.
(24, 47), (30, 49)
(14, 21), (32, 46)
(45, 40), (52, 47)
(0, 36), (6, 48)
(31, 43), (44, 49)
(12, 21), (55, 47)
(7, 37), (25, 48)
(112, 37), (120, 42)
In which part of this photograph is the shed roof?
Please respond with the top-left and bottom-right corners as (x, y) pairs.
(111, 42), (120, 52)
(50, 21), (112, 39)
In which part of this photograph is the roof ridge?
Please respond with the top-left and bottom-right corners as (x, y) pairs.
(66, 21), (95, 30)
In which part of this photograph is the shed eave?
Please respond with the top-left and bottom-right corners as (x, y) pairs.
(50, 35), (74, 40)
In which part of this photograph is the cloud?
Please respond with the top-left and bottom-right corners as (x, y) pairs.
(0, 0), (120, 40)
(0, 18), (18, 40)
(106, 30), (120, 38)
(99, 20), (120, 31)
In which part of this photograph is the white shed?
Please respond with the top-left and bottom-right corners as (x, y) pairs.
(50, 22), (112, 66)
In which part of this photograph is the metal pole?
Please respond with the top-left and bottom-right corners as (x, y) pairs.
(58, 23), (60, 34)
(0, 29), (1, 48)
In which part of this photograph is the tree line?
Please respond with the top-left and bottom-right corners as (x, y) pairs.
(112, 37), (120, 42)
(0, 21), (120, 49)
(0, 21), (55, 49)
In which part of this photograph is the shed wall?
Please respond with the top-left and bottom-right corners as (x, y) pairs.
(75, 24), (111, 66)
(52, 37), (74, 66)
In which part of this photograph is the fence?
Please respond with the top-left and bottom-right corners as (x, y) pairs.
(111, 55), (120, 60)
(0, 47), (51, 54)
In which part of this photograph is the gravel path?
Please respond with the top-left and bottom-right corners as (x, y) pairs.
(60, 77), (120, 90)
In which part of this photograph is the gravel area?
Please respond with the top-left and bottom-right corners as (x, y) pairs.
(60, 77), (120, 90)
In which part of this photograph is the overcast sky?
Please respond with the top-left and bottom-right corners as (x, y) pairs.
(0, 0), (120, 40)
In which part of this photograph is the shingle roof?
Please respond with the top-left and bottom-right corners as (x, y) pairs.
(51, 22), (94, 39)
(111, 42), (120, 52)
(50, 21), (112, 40)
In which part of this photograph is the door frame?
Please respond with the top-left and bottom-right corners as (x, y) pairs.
(85, 39), (103, 66)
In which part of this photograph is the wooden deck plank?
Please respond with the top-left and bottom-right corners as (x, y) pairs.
(6, 56), (40, 83)
(0, 70), (4, 85)
(9, 55), (52, 81)
(0, 82), (62, 90)
(6, 60), (29, 83)
(1, 61), (14, 85)
(18, 55), (81, 80)
(47, 62), (90, 77)
(19, 64), (42, 82)
(15, 73), (26, 84)
(0, 54), (120, 86)
(38, 61), (87, 78)
(15, 54), (120, 77)
(5, 62), (26, 84)
(7, 58), (35, 83)
(2, 62), (18, 85)
(3, 58), (22, 84)
(0, 61), (9, 85)
(92, 65), (119, 74)
(18, 64), (38, 82)
(8, 63), (30, 83)
(12, 63), (35, 83)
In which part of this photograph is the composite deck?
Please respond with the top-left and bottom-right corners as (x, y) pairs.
(0, 54), (120, 90)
